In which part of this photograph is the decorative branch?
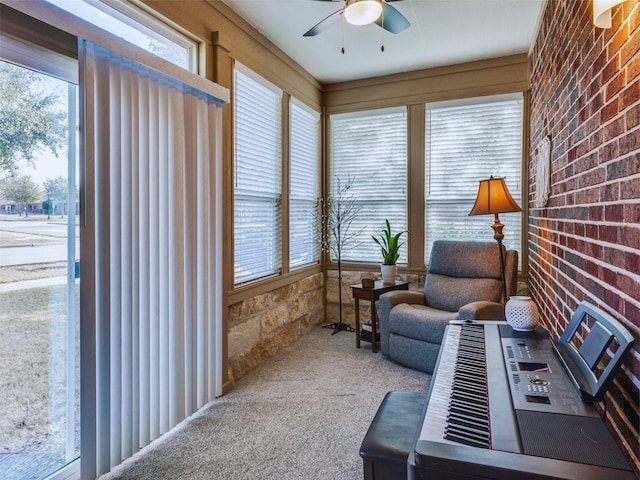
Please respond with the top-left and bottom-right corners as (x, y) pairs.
(321, 174), (364, 332)
(322, 174), (363, 261)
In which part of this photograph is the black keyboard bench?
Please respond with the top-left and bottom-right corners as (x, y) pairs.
(360, 391), (427, 480)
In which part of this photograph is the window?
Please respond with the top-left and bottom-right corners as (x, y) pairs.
(289, 99), (321, 269)
(425, 94), (523, 265)
(0, 38), (79, 480)
(2, 3), (225, 479)
(234, 65), (282, 284)
(44, 0), (197, 71)
(329, 107), (407, 263)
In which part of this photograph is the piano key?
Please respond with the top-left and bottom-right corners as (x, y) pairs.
(444, 428), (491, 448)
(446, 412), (489, 431)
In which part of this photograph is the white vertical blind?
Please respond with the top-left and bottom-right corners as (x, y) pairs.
(289, 98), (320, 269)
(330, 107), (408, 263)
(425, 95), (523, 265)
(80, 41), (224, 479)
(233, 65), (282, 284)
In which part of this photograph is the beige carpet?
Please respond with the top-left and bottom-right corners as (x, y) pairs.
(99, 326), (431, 480)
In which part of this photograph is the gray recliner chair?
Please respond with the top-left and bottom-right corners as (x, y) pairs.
(379, 240), (518, 373)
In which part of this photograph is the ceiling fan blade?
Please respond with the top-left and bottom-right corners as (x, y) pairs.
(303, 9), (343, 37)
(376, 2), (410, 34)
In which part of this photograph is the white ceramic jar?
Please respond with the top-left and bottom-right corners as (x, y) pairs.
(505, 296), (540, 331)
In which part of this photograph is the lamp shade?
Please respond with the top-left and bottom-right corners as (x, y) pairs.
(344, 0), (383, 26)
(469, 176), (522, 216)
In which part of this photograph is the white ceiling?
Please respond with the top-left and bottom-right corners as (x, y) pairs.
(221, 0), (546, 84)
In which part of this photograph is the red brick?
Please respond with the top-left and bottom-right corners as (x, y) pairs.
(628, 52), (640, 83)
(620, 225), (640, 249)
(604, 289), (621, 309)
(610, 25), (628, 54)
(623, 204), (640, 222)
(588, 75), (604, 99)
(624, 250), (639, 272)
(605, 203), (624, 221)
(630, 0), (640, 32)
(621, 78), (640, 106)
(607, 156), (631, 180)
(601, 98), (620, 122)
(621, 20), (640, 66)
(619, 131), (640, 155)
(602, 56), (620, 84)
(600, 224), (619, 243)
(606, 71), (626, 100)
(623, 299), (640, 325)
(578, 104), (590, 124)
(585, 115), (601, 137)
(626, 103), (640, 127)
(620, 175), (640, 199)
(605, 116), (626, 138)
(601, 138), (621, 161)
(599, 182), (620, 201)
(589, 205), (604, 221)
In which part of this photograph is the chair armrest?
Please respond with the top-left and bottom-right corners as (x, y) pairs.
(380, 290), (425, 310)
(379, 291), (425, 355)
(459, 301), (505, 321)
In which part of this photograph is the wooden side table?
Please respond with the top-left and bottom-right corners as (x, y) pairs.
(351, 280), (409, 353)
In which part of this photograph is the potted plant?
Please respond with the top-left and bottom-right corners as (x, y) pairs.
(372, 220), (406, 283)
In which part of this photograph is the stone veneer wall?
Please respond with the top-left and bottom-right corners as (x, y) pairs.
(528, 0), (639, 474)
(227, 273), (324, 382)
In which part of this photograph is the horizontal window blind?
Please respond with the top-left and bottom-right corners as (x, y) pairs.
(234, 65), (282, 284)
(289, 99), (320, 269)
(425, 96), (523, 265)
(330, 107), (407, 263)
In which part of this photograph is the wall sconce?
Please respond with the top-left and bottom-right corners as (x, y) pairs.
(593, 0), (624, 28)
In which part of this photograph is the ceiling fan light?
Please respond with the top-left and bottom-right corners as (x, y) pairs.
(344, 0), (383, 26)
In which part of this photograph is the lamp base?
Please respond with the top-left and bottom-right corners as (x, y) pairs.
(492, 214), (508, 304)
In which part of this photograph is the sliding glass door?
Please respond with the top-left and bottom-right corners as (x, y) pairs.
(0, 49), (79, 480)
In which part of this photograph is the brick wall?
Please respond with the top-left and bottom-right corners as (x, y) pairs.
(529, 0), (639, 474)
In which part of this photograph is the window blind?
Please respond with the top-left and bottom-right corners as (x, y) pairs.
(425, 95), (523, 265)
(289, 98), (320, 269)
(330, 107), (407, 263)
(80, 41), (225, 479)
(234, 66), (282, 284)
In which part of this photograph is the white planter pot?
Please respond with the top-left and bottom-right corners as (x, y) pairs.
(380, 264), (397, 283)
(505, 296), (540, 331)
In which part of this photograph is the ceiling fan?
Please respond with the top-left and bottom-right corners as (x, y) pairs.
(303, 0), (411, 37)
